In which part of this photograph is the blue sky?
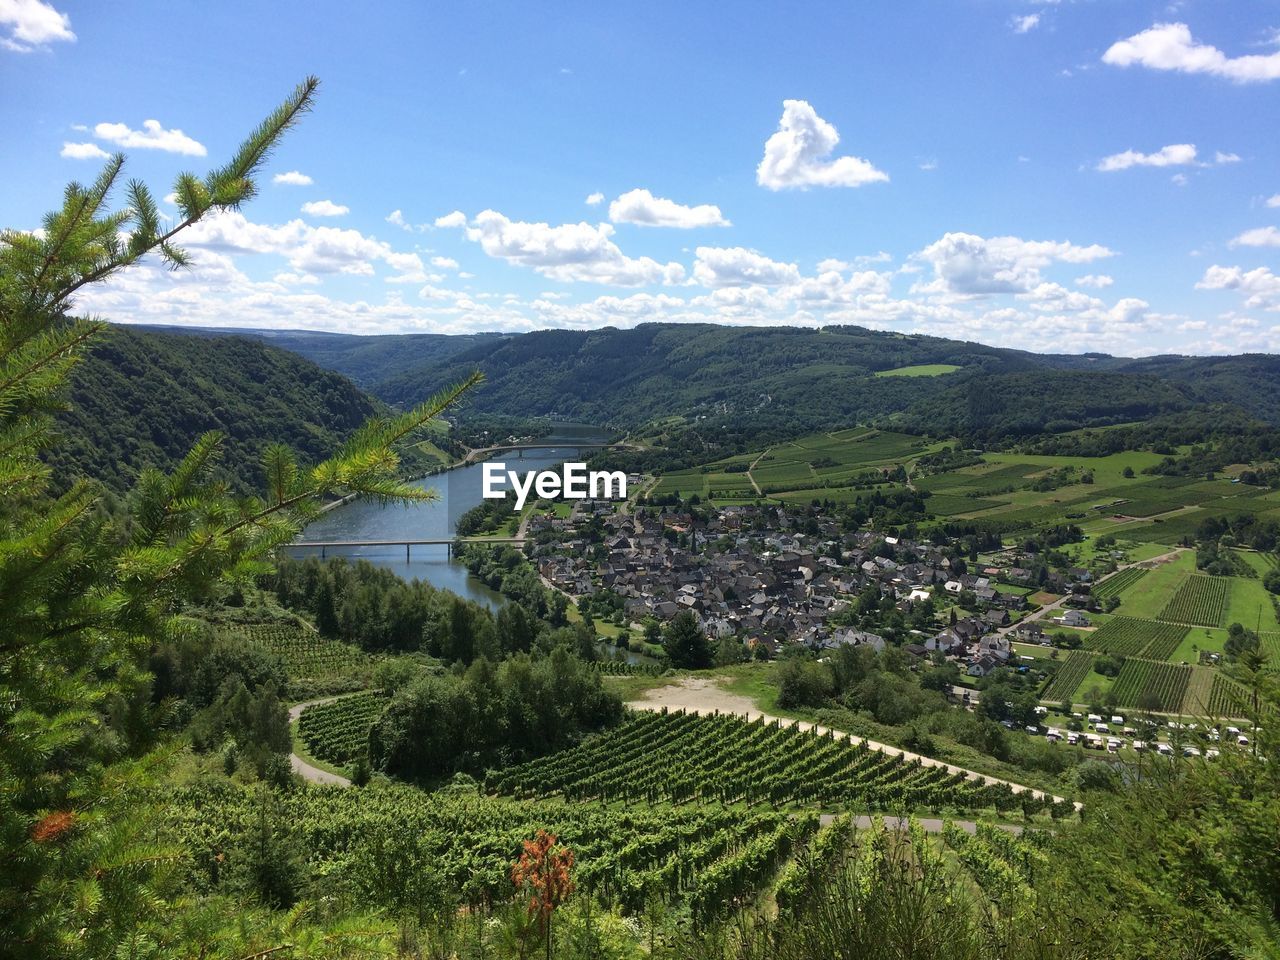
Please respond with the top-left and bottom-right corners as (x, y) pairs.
(4, 0), (1280, 355)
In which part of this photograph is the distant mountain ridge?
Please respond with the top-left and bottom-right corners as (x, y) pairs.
(134, 322), (1280, 445)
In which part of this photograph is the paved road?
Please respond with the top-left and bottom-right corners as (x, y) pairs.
(288, 696), (353, 787)
(628, 677), (1076, 807)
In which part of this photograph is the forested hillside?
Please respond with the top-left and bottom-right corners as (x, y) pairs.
(46, 326), (387, 495)
(259, 322), (1280, 442)
(372, 323), (1037, 430)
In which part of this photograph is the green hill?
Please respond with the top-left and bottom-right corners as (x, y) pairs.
(45, 326), (393, 496)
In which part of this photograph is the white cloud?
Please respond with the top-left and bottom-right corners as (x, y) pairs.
(692, 247), (801, 287)
(0, 0), (74, 52)
(1018, 282), (1105, 313)
(607, 188), (730, 228)
(918, 159), (938, 171)
(443, 209), (685, 286)
(93, 119), (206, 156)
(1171, 173), (1189, 186)
(434, 210), (468, 229)
(1197, 264), (1280, 311)
(1011, 14), (1041, 33)
(1214, 151), (1241, 165)
(756, 99), (888, 190)
(1231, 226), (1280, 247)
(585, 192), (604, 206)
(385, 209), (411, 230)
(1097, 143), (1197, 171)
(273, 170), (313, 186)
(431, 256), (459, 270)
(60, 141), (109, 160)
(301, 199), (349, 218)
(1266, 194), (1280, 208)
(913, 232), (1114, 296)
(1075, 274), (1114, 288)
(181, 210), (422, 280)
(273, 271), (320, 286)
(1103, 22), (1280, 84)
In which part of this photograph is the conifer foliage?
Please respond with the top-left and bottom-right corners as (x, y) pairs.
(0, 78), (478, 958)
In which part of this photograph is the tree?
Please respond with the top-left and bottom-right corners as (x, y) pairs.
(0, 79), (480, 958)
(662, 611), (713, 668)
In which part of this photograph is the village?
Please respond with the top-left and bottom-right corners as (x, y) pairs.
(528, 497), (1101, 680)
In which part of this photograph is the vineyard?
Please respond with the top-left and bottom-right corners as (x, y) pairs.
(592, 659), (667, 677)
(1092, 568), (1148, 601)
(1083, 617), (1188, 659)
(942, 821), (1049, 906)
(488, 710), (1065, 815)
(243, 624), (369, 679)
(297, 692), (386, 767)
(1041, 651), (1095, 704)
(1157, 575), (1228, 627)
(170, 781), (814, 916)
(1108, 659), (1191, 712)
(1207, 674), (1255, 717)
(1261, 632), (1280, 671)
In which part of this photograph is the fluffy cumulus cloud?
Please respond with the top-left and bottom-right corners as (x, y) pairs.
(1075, 274), (1114, 288)
(756, 100), (888, 190)
(179, 210), (424, 280)
(1231, 226), (1280, 247)
(440, 209), (685, 286)
(1011, 13), (1040, 34)
(0, 0), (73, 52)
(607, 188), (729, 228)
(692, 247), (802, 287)
(1103, 22), (1280, 84)
(1267, 194), (1280, 208)
(91, 119), (206, 156)
(272, 170), (313, 186)
(912, 232), (1114, 296)
(60, 141), (109, 160)
(585, 192), (604, 206)
(1197, 265), (1280, 311)
(301, 199), (349, 217)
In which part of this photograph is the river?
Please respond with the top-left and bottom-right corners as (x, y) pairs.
(284, 423), (614, 607)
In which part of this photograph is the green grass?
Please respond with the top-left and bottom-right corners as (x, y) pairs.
(1113, 552), (1194, 620)
(1224, 575), (1276, 632)
(873, 363), (961, 378)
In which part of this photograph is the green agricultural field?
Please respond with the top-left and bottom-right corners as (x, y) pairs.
(1042, 650), (1095, 704)
(1109, 659), (1192, 712)
(1158, 575), (1229, 628)
(1224, 575), (1276, 632)
(1092, 567), (1148, 600)
(873, 363), (961, 377)
(1083, 617), (1188, 658)
(1113, 552), (1194, 620)
(1261, 632), (1280, 670)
